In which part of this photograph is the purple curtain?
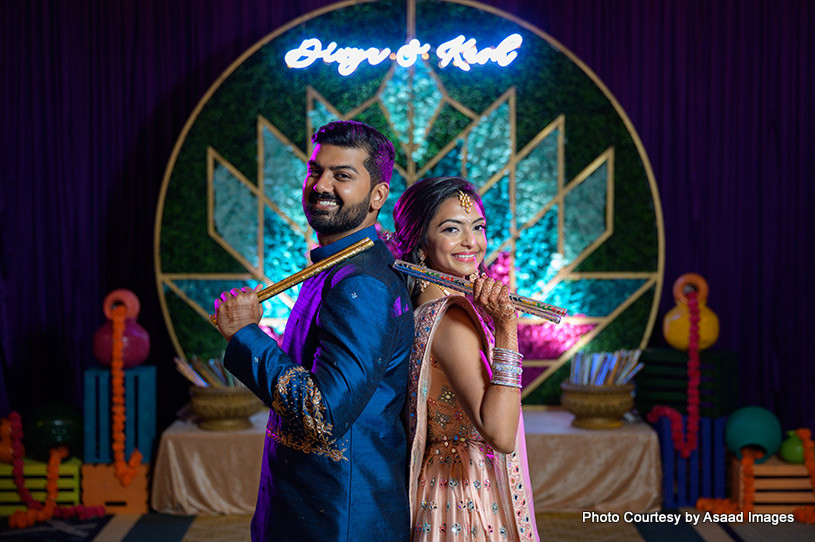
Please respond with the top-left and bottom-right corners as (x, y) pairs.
(2, 0), (813, 433)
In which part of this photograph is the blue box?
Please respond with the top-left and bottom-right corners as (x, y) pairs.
(653, 414), (728, 508)
(83, 365), (156, 463)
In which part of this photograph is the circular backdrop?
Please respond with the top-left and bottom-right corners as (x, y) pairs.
(155, 0), (664, 403)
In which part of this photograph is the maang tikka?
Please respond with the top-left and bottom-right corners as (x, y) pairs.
(457, 190), (472, 213)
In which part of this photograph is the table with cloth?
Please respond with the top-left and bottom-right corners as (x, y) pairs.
(524, 408), (662, 513)
(151, 408), (661, 515)
(151, 409), (268, 515)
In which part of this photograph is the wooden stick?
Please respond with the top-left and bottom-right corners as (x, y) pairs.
(210, 238), (375, 325)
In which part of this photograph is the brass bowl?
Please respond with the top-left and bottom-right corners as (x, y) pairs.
(189, 385), (264, 431)
(560, 381), (635, 429)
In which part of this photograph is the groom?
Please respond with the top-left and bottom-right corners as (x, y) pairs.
(214, 120), (414, 541)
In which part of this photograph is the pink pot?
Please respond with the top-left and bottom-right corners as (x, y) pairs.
(92, 289), (150, 367)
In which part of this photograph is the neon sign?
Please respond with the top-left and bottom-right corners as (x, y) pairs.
(284, 34), (523, 76)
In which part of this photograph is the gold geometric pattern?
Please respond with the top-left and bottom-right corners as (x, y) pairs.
(305, 66), (660, 396)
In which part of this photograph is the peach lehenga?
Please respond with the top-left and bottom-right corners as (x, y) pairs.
(407, 296), (539, 541)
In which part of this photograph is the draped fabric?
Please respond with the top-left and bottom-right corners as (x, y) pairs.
(408, 296), (539, 541)
(2, 1), (813, 435)
(151, 409), (268, 515)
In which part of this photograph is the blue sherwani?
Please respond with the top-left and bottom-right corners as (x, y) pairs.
(224, 226), (414, 542)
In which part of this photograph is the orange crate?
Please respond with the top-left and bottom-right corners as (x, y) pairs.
(81, 464), (149, 514)
(730, 455), (815, 514)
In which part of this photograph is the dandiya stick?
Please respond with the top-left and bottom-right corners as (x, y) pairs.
(209, 238), (375, 325)
(605, 351), (623, 385)
(589, 353), (602, 384)
(191, 355), (225, 387)
(618, 362), (644, 384)
(617, 349), (642, 384)
(594, 354), (612, 385)
(392, 260), (566, 324)
(173, 357), (208, 387)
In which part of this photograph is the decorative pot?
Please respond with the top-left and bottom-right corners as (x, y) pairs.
(663, 273), (719, 351)
(24, 403), (83, 462)
(189, 386), (265, 431)
(725, 406), (781, 464)
(560, 381), (634, 429)
(779, 430), (805, 464)
(93, 289), (150, 367)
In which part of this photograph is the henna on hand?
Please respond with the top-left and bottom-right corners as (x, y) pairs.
(472, 276), (517, 328)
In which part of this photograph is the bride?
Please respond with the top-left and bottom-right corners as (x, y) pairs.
(388, 176), (539, 541)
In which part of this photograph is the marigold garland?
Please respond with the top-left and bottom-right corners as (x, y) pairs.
(741, 449), (759, 512)
(6, 411), (105, 528)
(110, 304), (142, 485)
(646, 290), (701, 458)
(8, 412), (42, 512)
(792, 428), (815, 524)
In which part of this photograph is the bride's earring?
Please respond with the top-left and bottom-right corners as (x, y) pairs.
(418, 254), (428, 292)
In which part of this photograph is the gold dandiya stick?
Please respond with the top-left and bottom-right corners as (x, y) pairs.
(210, 238), (375, 325)
(392, 260), (567, 324)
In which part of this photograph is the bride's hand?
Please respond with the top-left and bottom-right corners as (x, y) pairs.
(471, 275), (517, 330)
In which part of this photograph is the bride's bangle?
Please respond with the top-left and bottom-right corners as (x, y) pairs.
(493, 347), (523, 362)
(491, 348), (523, 388)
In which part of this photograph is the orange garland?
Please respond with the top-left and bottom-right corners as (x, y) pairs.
(6, 412), (105, 528)
(9, 447), (68, 528)
(792, 428), (815, 524)
(110, 304), (142, 485)
(741, 449), (759, 512)
(646, 290), (701, 458)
